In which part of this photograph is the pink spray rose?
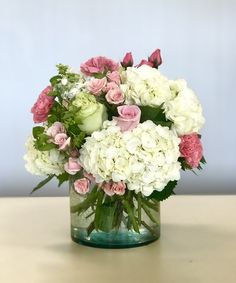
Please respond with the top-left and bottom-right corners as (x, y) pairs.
(101, 182), (115, 196)
(46, 122), (65, 138)
(74, 178), (90, 195)
(148, 48), (162, 68)
(54, 133), (71, 150)
(179, 133), (203, 168)
(107, 71), (121, 85)
(102, 181), (126, 196)
(103, 81), (119, 92)
(87, 77), (107, 95)
(121, 52), (134, 68)
(105, 88), (124, 105)
(111, 182), (126, 196)
(64, 158), (81, 175)
(80, 56), (119, 76)
(114, 105), (141, 132)
(137, 59), (154, 68)
(31, 86), (54, 123)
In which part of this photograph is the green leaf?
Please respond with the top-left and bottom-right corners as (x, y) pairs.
(34, 141), (56, 151)
(73, 132), (86, 148)
(68, 124), (81, 136)
(57, 173), (69, 187)
(50, 75), (61, 86)
(139, 105), (172, 128)
(30, 175), (54, 194)
(148, 180), (178, 201)
(32, 126), (45, 139)
(123, 199), (140, 233)
(200, 156), (207, 164)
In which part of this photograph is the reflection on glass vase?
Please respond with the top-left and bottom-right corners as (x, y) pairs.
(70, 181), (160, 248)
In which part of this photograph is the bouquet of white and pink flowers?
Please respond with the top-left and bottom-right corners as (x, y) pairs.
(25, 49), (205, 247)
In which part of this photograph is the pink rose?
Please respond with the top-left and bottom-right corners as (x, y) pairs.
(103, 81), (119, 92)
(107, 71), (121, 85)
(111, 182), (126, 196)
(121, 52), (134, 68)
(114, 105), (141, 132)
(87, 77), (107, 96)
(31, 86), (54, 123)
(47, 122), (65, 138)
(54, 133), (70, 150)
(105, 88), (124, 105)
(59, 137), (71, 150)
(80, 56), (119, 76)
(74, 178), (90, 195)
(102, 182), (115, 196)
(179, 133), (203, 168)
(137, 59), (154, 68)
(148, 49), (162, 68)
(64, 158), (81, 175)
(102, 181), (126, 196)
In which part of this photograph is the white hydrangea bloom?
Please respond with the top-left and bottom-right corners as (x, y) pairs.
(120, 65), (173, 107)
(79, 120), (181, 196)
(163, 80), (205, 135)
(24, 137), (66, 176)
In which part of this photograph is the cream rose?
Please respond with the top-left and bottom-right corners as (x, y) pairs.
(73, 92), (108, 134)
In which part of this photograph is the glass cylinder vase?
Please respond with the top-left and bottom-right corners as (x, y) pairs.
(70, 182), (160, 248)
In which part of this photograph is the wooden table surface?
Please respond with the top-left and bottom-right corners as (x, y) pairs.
(0, 196), (236, 283)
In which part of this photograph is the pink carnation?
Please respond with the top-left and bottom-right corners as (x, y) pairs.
(179, 133), (203, 168)
(80, 56), (119, 76)
(31, 86), (54, 123)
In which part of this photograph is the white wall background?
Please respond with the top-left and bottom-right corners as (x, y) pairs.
(0, 0), (236, 196)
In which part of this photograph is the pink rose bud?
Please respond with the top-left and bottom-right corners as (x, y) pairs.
(137, 59), (154, 68)
(64, 158), (81, 175)
(83, 171), (96, 183)
(87, 77), (107, 96)
(179, 133), (203, 168)
(121, 52), (134, 68)
(105, 88), (124, 105)
(107, 71), (121, 85)
(47, 122), (65, 138)
(74, 178), (90, 195)
(111, 182), (126, 196)
(113, 105), (141, 132)
(148, 49), (162, 68)
(102, 182), (115, 196)
(69, 148), (80, 158)
(31, 86), (54, 123)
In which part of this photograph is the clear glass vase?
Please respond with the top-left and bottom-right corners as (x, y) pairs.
(70, 182), (160, 249)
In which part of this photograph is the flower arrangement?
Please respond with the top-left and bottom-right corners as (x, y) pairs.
(25, 49), (205, 239)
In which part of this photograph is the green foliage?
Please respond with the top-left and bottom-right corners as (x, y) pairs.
(30, 175), (54, 194)
(57, 173), (69, 187)
(148, 180), (178, 201)
(32, 126), (56, 151)
(140, 105), (172, 128)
